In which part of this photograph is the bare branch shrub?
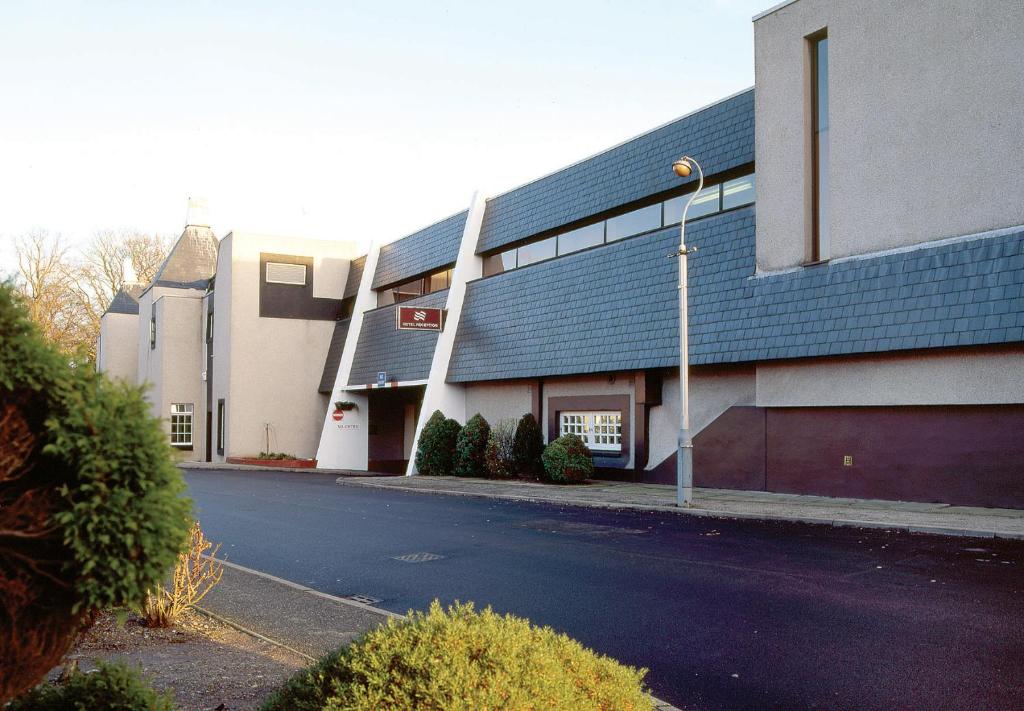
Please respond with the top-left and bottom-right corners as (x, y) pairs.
(141, 521), (223, 628)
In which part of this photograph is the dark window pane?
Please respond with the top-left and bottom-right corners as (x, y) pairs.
(516, 237), (556, 267)
(427, 270), (448, 293)
(483, 250), (517, 276)
(558, 223), (604, 255)
(606, 204), (661, 241)
(392, 278), (424, 303)
(817, 37), (829, 132)
(722, 174), (756, 209)
(663, 195), (685, 225)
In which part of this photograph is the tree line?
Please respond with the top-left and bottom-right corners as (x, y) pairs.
(8, 230), (171, 361)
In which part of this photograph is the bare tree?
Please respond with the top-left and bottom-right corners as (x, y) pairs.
(74, 231), (171, 357)
(13, 229), (171, 361)
(13, 231), (88, 355)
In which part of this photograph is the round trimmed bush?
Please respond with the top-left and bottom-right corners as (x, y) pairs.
(453, 413), (490, 477)
(511, 412), (544, 477)
(541, 433), (594, 484)
(0, 284), (191, 702)
(7, 661), (176, 711)
(414, 410), (462, 476)
(483, 419), (517, 479)
(262, 601), (653, 711)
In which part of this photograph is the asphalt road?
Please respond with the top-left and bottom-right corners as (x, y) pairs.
(185, 468), (1024, 710)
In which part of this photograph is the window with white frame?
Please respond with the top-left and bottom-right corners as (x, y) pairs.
(559, 411), (623, 452)
(170, 403), (194, 447)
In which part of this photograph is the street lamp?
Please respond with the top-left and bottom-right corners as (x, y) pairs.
(671, 155), (704, 507)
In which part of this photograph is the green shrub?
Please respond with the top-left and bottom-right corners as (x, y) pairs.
(511, 412), (544, 476)
(262, 600), (652, 711)
(0, 284), (191, 702)
(453, 413), (490, 477)
(414, 410), (462, 476)
(7, 661), (176, 711)
(541, 433), (594, 484)
(483, 419), (517, 479)
(257, 451), (296, 460)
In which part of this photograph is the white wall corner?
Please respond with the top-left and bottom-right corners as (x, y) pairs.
(405, 192), (486, 476)
(314, 243), (382, 469)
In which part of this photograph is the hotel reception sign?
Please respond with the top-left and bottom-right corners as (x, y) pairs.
(396, 306), (445, 332)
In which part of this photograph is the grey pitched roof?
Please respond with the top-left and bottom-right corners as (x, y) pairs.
(348, 289), (448, 386)
(152, 225), (219, 289)
(318, 318), (351, 394)
(343, 256), (366, 299)
(103, 283), (145, 316)
(476, 89), (754, 254)
(372, 212), (467, 289)
(447, 207), (1024, 382)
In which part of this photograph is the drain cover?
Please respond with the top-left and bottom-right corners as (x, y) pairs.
(346, 594), (382, 605)
(392, 552), (445, 563)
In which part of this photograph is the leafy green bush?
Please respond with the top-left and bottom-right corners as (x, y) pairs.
(453, 413), (490, 477)
(257, 451), (296, 460)
(0, 284), (191, 702)
(262, 601), (652, 711)
(541, 433), (594, 484)
(511, 412), (544, 477)
(7, 661), (176, 711)
(483, 418), (517, 479)
(414, 410), (462, 476)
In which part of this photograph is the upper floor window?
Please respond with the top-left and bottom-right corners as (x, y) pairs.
(377, 266), (453, 307)
(483, 170), (756, 277)
(810, 31), (829, 261)
(149, 316), (156, 349)
(206, 311), (214, 343)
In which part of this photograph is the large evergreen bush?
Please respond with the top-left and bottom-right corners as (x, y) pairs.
(7, 661), (176, 711)
(0, 284), (191, 702)
(453, 413), (490, 477)
(414, 410), (462, 476)
(511, 412), (544, 477)
(541, 433), (594, 484)
(262, 601), (652, 711)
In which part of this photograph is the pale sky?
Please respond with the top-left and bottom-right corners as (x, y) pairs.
(0, 0), (767, 277)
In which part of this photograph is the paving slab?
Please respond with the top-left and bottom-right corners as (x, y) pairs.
(336, 476), (1024, 539)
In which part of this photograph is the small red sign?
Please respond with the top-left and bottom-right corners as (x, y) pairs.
(332, 410), (344, 421)
(396, 306), (444, 332)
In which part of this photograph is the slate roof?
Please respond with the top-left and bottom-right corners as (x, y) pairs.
(372, 212), (467, 289)
(447, 207), (1024, 382)
(343, 256), (366, 298)
(152, 225), (219, 289)
(348, 289), (448, 386)
(476, 89), (754, 254)
(103, 283), (145, 316)
(318, 318), (351, 394)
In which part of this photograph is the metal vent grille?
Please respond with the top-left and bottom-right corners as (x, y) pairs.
(265, 262), (307, 285)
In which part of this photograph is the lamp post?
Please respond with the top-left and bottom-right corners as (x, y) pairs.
(671, 155), (704, 507)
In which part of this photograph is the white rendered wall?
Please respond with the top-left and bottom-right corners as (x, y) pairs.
(646, 365), (756, 471)
(465, 381), (534, 426)
(218, 232), (356, 460)
(97, 312), (139, 383)
(754, 0), (1024, 271)
(756, 346), (1024, 407)
(151, 294), (205, 461)
(210, 237), (233, 461)
(315, 244), (382, 469)
(405, 192), (485, 475)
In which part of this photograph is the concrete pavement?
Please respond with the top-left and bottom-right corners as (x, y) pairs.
(337, 475), (1024, 539)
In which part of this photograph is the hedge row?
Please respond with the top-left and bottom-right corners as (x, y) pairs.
(415, 410), (592, 484)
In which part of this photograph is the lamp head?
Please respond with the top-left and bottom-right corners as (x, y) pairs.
(672, 157), (693, 178)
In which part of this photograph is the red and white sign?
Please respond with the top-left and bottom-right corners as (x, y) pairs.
(332, 410), (344, 421)
(396, 305), (444, 332)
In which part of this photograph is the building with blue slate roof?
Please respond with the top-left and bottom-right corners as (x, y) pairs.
(312, 0), (1023, 506)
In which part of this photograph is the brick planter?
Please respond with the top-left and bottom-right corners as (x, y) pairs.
(226, 457), (318, 469)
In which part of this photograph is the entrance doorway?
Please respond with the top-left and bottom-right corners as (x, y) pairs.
(367, 385), (424, 473)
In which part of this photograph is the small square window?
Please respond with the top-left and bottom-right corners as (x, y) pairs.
(170, 403), (194, 448)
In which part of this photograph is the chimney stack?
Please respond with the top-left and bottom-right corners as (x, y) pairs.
(185, 197), (210, 228)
